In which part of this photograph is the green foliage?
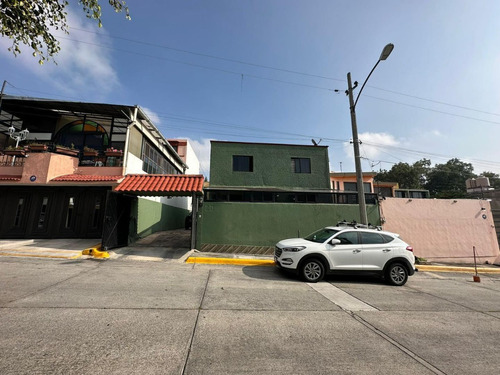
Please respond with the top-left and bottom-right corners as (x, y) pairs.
(0, 0), (130, 64)
(375, 157), (479, 198)
(374, 158), (430, 189)
(425, 158), (476, 198)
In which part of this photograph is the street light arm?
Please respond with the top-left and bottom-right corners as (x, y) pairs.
(353, 59), (381, 109)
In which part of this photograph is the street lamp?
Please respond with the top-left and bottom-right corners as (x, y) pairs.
(346, 43), (394, 225)
(8, 125), (29, 166)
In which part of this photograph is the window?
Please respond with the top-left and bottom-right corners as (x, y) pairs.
(291, 158), (311, 173)
(343, 182), (372, 193)
(38, 197), (49, 228)
(335, 231), (359, 245)
(14, 198), (24, 227)
(305, 228), (339, 243)
(65, 197), (75, 228)
(233, 155), (253, 172)
(360, 232), (387, 244)
(142, 139), (180, 174)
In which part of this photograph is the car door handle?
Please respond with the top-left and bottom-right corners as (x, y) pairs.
(382, 249), (391, 253)
(353, 249), (361, 253)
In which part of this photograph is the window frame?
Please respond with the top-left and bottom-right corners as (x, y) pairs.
(232, 155), (253, 172)
(291, 157), (311, 174)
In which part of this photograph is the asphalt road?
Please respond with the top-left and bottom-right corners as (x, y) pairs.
(1, 256), (499, 375)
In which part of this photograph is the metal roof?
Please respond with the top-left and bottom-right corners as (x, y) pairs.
(115, 174), (204, 196)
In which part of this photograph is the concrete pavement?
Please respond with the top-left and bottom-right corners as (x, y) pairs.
(1, 257), (499, 374)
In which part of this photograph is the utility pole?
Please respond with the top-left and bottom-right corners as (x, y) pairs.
(346, 73), (368, 225)
(344, 44), (394, 225)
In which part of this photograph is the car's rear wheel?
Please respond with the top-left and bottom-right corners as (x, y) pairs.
(301, 259), (325, 283)
(386, 263), (408, 286)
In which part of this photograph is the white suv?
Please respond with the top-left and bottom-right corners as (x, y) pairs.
(274, 222), (416, 286)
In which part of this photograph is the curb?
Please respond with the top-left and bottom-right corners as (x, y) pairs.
(186, 256), (500, 274)
(417, 265), (500, 274)
(186, 256), (274, 266)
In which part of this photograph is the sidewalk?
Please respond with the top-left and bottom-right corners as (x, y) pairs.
(0, 239), (100, 260)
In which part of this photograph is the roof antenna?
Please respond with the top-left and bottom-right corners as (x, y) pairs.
(311, 138), (322, 146)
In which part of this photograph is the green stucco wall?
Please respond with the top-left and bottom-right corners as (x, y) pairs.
(210, 142), (331, 189)
(197, 202), (380, 247)
(136, 198), (189, 238)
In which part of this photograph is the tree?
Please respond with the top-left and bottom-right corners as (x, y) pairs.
(375, 158), (430, 189)
(0, 1), (130, 64)
(425, 158), (476, 198)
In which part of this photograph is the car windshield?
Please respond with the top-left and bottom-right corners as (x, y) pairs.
(304, 228), (339, 243)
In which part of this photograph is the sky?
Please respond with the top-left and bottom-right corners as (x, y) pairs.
(2, 0), (500, 179)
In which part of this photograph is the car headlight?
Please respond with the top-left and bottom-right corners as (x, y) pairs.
(283, 246), (306, 252)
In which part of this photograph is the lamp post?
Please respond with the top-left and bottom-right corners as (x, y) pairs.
(8, 126), (29, 166)
(346, 43), (394, 225)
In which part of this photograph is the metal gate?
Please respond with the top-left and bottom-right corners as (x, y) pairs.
(102, 191), (135, 250)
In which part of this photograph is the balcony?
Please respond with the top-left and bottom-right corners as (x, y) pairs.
(0, 146), (124, 184)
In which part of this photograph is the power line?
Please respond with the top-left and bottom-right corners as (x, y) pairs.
(70, 27), (345, 83)
(56, 35), (339, 93)
(364, 95), (500, 126)
(368, 85), (500, 117)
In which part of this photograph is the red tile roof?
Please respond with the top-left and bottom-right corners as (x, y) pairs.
(51, 174), (123, 182)
(0, 175), (22, 181)
(115, 174), (204, 196)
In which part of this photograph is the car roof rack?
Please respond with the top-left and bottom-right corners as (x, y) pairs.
(336, 220), (382, 231)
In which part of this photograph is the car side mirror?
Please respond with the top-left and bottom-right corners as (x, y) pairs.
(330, 239), (341, 245)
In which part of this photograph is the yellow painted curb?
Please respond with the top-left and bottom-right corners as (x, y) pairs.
(418, 265), (500, 274)
(82, 244), (109, 259)
(186, 257), (275, 266)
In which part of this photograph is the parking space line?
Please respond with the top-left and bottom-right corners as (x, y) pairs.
(308, 282), (378, 311)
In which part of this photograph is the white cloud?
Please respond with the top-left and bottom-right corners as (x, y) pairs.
(0, 9), (119, 100)
(343, 132), (400, 160)
(184, 138), (211, 179)
(142, 107), (161, 126)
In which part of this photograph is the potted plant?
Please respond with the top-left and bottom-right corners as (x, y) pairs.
(28, 143), (48, 152)
(55, 144), (79, 157)
(3, 145), (27, 157)
(104, 147), (123, 157)
(83, 146), (99, 157)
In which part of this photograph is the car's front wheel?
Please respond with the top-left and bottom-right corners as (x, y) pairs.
(386, 263), (408, 286)
(300, 259), (325, 283)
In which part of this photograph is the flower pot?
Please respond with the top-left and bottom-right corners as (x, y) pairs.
(83, 151), (99, 157)
(105, 151), (123, 157)
(29, 144), (48, 152)
(55, 147), (79, 157)
(4, 149), (26, 157)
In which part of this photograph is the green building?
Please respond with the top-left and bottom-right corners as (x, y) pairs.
(197, 141), (380, 253)
(210, 141), (331, 190)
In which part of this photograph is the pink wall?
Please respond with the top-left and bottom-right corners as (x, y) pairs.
(21, 153), (78, 184)
(0, 153), (124, 184)
(380, 197), (500, 264)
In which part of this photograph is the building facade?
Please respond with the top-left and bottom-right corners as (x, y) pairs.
(0, 96), (197, 246)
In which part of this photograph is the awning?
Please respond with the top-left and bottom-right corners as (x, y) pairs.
(115, 174), (204, 196)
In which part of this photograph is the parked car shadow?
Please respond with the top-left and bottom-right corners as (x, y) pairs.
(242, 265), (302, 282)
(324, 274), (386, 285)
